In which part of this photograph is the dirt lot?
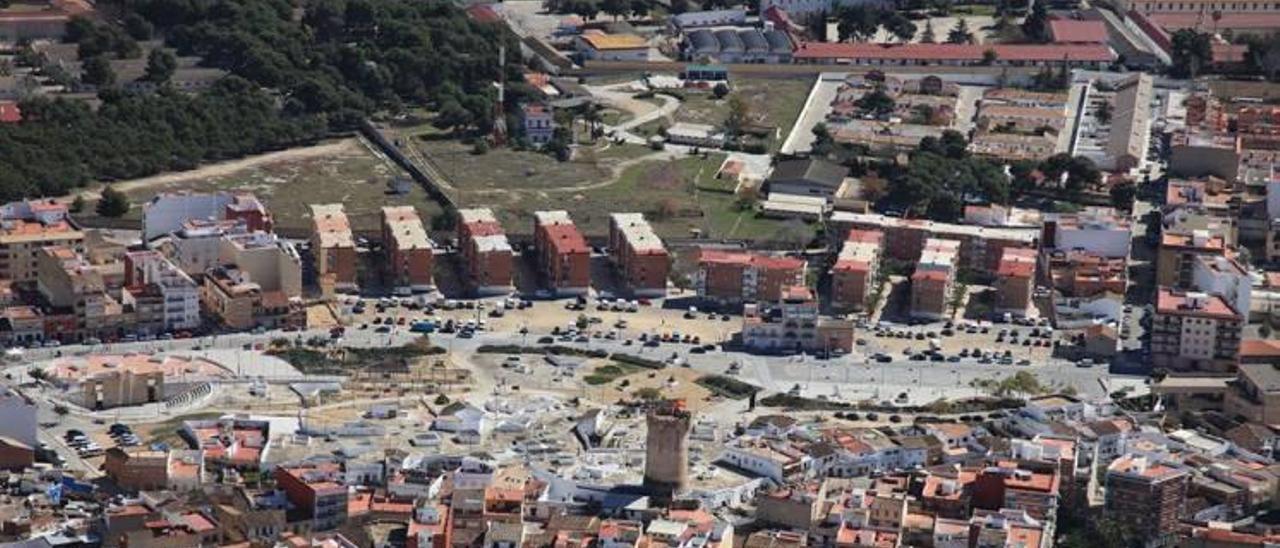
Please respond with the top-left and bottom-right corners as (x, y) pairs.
(83, 138), (443, 233)
(633, 79), (814, 153)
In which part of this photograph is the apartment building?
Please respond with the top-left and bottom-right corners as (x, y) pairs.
(1151, 288), (1244, 372)
(608, 213), (669, 297)
(829, 229), (882, 313)
(1104, 455), (1190, 543)
(828, 212), (1037, 275)
(1191, 255), (1252, 323)
(275, 463), (349, 530)
(201, 266), (260, 330)
(1046, 249), (1128, 298)
(200, 265), (297, 331)
(695, 249), (807, 305)
(381, 206), (435, 294)
(1042, 206), (1132, 259)
(310, 204), (358, 293)
(0, 200), (85, 285)
(910, 239), (959, 321)
(995, 247), (1037, 316)
(219, 231), (303, 300)
(533, 211), (590, 296)
(741, 286), (855, 354)
(36, 245), (126, 341)
(122, 250), (200, 333)
(457, 208), (514, 296)
(1157, 230), (1227, 287)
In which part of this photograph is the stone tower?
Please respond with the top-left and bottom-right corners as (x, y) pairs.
(644, 400), (692, 500)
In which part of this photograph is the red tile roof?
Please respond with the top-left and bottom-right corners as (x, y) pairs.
(544, 223), (589, 255)
(1240, 339), (1280, 359)
(0, 102), (20, 124)
(1156, 288), (1241, 321)
(465, 3), (502, 23)
(792, 42), (1114, 63)
(846, 229), (885, 244)
(1049, 19), (1109, 43)
(698, 249), (805, 272)
(1149, 12), (1280, 30)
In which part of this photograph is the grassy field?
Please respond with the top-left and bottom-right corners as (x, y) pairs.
(411, 132), (652, 192)
(93, 139), (443, 233)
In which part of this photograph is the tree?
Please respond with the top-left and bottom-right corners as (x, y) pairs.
(547, 126), (572, 161)
(836, 5), (880, 42)
(96, 185), (130, 217)
(70, 195), (85, 213)
(946, 17), (973, 44)
(920, 20), (937, 43)
(144, 48), (177, 84)
(712, 82), (730, 99)
(855, 87), (895, 117)
(981, 48), (998, 65)
(670, 0), (690, 13)
(1246, 32), (1280, 80)
(884, 13), (917, 43)
(602, 0), (628, 20)
(1021, 0), (1050, 42)
(81, 55), (115, 87)
(123, 13), (154, 41)
(1170, 29), (1212, 78)
(1110, 180), (1137, 211)
(725, 94), (751, 136)
(1096, 101), (1113, 124)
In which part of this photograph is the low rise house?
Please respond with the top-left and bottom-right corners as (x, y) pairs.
(575, 32), (649, 61)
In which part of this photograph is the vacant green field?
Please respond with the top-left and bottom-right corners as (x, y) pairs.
(410, 130), (652, 192)
(450, 152), (811, 241)
(94, 139), (443, 233)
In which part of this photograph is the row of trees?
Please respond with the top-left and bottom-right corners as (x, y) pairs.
(542, 0), (652, 19)
(0, 77), (328, 200)
(0, 0), (520, 198)
(99, 0), (521, 129)
(831, 6), (974, 44)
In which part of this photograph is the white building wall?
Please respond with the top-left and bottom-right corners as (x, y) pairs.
(1192, 259), (1252, 320)
(0, 390), (37, 448)
(143, 194), (233, 241)
(1055, 227), (1131, 258)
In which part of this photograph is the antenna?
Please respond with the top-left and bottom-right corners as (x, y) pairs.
(492, 44), (508, 145)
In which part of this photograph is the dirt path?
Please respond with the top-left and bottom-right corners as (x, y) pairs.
(75, 139), (364, 199)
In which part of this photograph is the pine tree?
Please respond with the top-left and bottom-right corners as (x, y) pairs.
(96, 186), (130, 218)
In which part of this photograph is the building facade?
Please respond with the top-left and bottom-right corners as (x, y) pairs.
(695, 249), (807, 305)
(310, 204), (358, 293)
(829, 229), (883, 313)
(1151, 288), (1244, 372)
(457, 208), (514, 296)
(533, 211), (590, 296)
(608, 213), (669, 298)
(381, 206), (435, 294)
